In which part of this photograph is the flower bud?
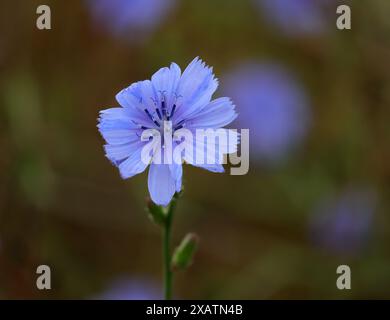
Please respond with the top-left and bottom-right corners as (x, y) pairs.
(172, 233), (199, 270)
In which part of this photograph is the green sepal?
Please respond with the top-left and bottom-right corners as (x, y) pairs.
(146, 198), (166, 226)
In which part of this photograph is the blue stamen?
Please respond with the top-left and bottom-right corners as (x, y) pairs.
(175, 119), (184, 127)
(144, 109), (154, 121)
(162, 100), (166, 117)
(156, 108), (162, 120)
(170, 104), (176, 117)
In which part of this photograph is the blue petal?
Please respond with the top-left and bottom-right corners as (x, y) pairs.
(98, 108), (142, 145)
(116, 82), (159, 127)
(104, 140), (144, 163)
(185, 97), (237, 129)
(99, 107), (137, 122)
(148, 163), (176, 206)
(190, 163), (225, 173)
(197, 128), (239, 155)
(174, 57), (218, 122)
(116, 82), (143, 111)
(176, 126), (239, 173)
(169, 162), (183, 192)
(151, 62), (181, 114)
(176, 129), (228, 173)
(139, 80), (159, 111)
(118, 142), (149, 179)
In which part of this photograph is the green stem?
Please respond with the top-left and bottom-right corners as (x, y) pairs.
(163, 197), (177, 300)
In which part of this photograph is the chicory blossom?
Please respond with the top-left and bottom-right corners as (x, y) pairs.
(98, 58), (238, 206)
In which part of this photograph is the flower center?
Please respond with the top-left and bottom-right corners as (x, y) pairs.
(140, 94), (184, 130)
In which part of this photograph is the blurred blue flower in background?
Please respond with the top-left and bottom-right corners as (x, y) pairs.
(224, 62), (310, 164)
(86, 0), (176, 40)
(309, 188), (376, 256)
(95, 277), (161, 300)
(254, 0), (331, 36)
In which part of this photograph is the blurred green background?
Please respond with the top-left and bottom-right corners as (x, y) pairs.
(0, 0), (390, 299)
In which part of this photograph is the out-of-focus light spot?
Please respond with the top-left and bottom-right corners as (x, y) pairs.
(224, 62), (311, 165)
(86, 0), (176, 41)
(94, 277), (161, 300)
(254, 0), (332, 37)
(309, 188), (377, 256)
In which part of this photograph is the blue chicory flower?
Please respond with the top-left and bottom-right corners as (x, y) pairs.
(98, 58), (238, 206)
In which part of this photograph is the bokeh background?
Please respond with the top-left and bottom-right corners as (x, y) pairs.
(1, 0), (390, 299)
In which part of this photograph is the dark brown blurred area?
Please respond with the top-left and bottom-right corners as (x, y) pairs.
(0, 0), (390, 299)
